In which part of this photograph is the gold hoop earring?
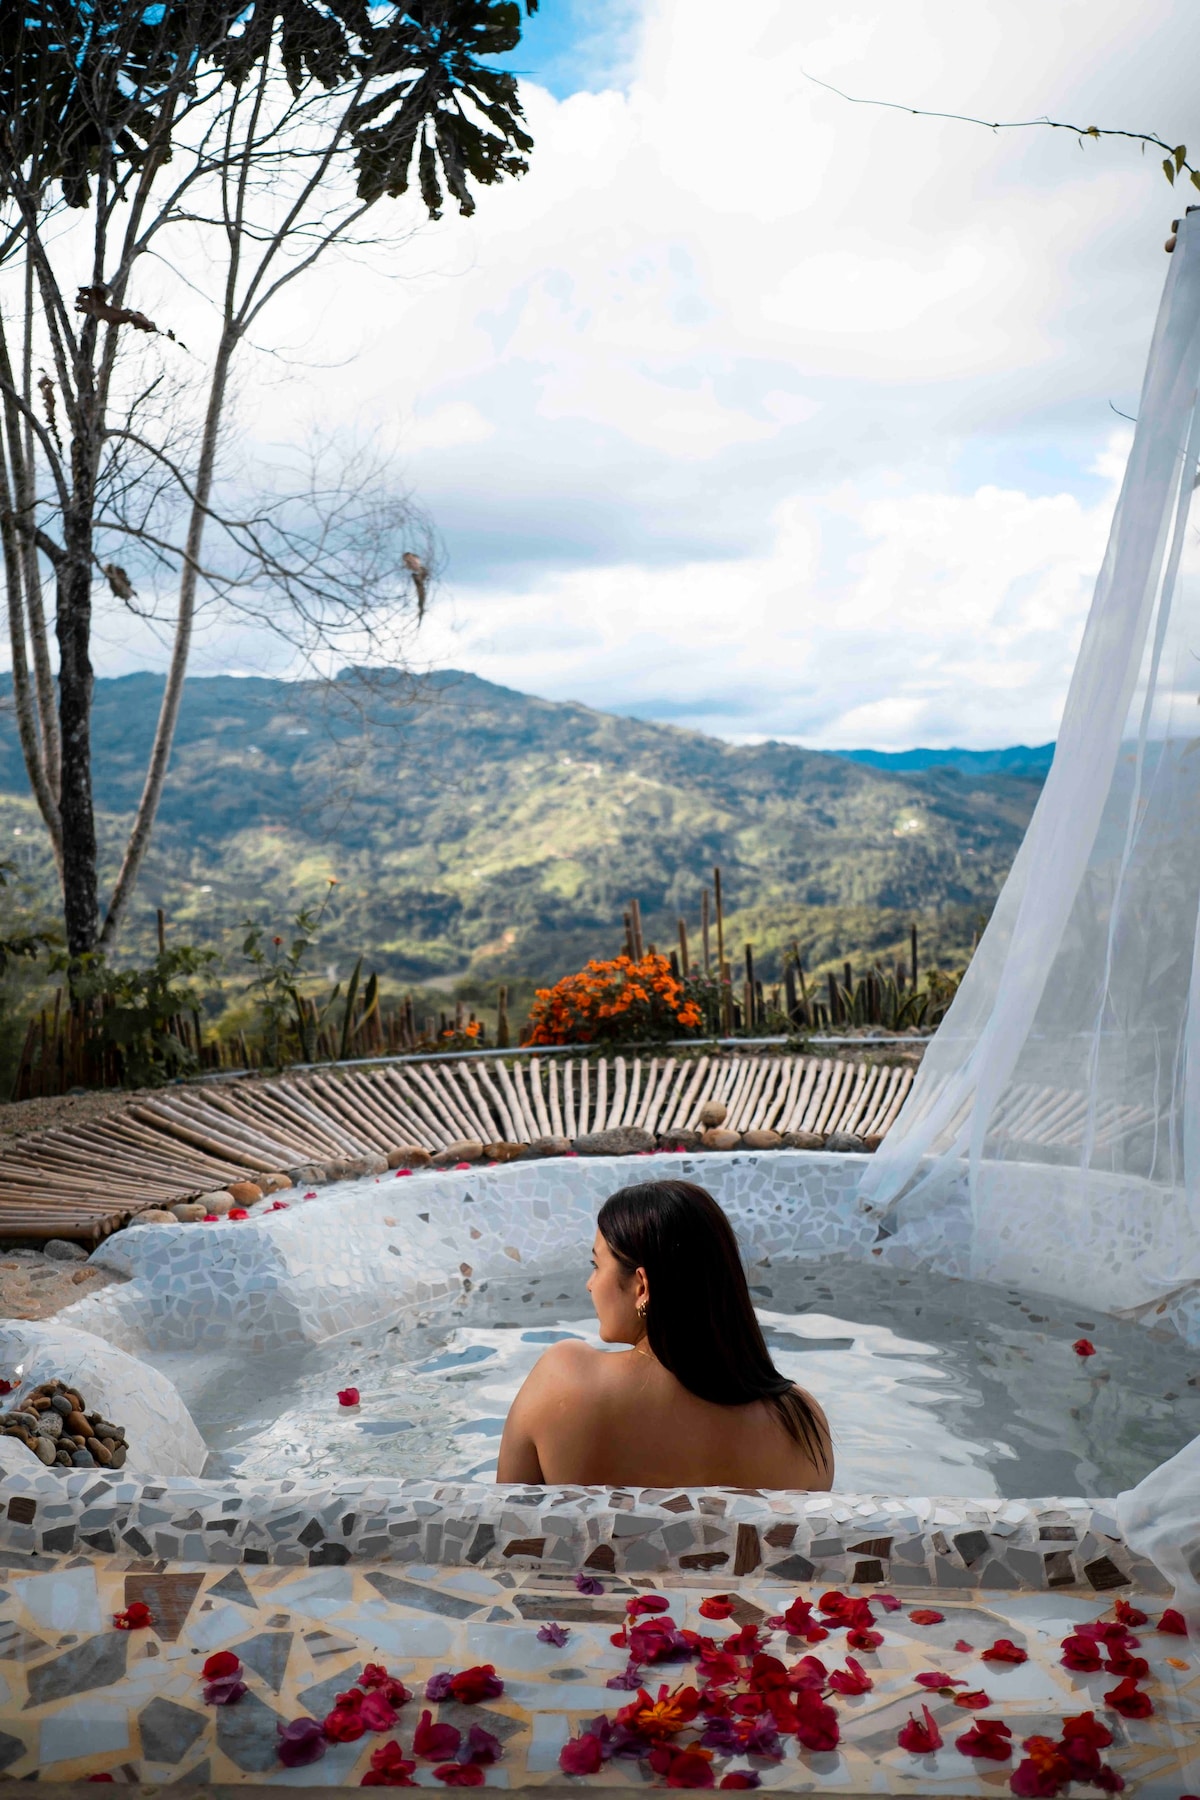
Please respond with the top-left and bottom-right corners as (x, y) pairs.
(636, 1301), (648, 1318)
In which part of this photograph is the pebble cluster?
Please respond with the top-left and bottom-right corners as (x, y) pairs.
(132, 1172), (293, 1227)
(0, 1377), (128, 1470)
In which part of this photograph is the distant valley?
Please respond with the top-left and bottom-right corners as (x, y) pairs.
(0, 669), (1047, 1005)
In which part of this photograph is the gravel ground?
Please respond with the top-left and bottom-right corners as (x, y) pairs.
(0, 1244), (126, 1322)
(0, 1084), (145, 1151)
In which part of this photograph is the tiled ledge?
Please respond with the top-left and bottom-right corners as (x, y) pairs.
(0, 1555), (1192, 1792)
(0, 1448), (1167, 1594)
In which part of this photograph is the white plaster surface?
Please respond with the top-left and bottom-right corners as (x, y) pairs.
(67, 1151), (871, 1353)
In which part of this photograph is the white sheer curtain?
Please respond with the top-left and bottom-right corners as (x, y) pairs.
(859, 214), (1200, 1340)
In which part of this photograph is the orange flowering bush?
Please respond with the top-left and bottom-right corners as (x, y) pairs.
(526, 954), (704, 1046)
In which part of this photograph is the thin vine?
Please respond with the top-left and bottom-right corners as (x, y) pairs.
(803, 71), (1200, 196)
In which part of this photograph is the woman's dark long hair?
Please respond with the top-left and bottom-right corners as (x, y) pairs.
(597, 1179), (829, 1470)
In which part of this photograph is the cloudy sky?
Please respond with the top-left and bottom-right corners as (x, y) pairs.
(95, 0), (1200, 747)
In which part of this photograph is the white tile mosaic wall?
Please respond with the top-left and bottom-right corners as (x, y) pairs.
(0, 1152), (1182, 1593)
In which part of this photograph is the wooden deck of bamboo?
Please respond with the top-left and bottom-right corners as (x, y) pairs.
(0, 1050), (914, 1244)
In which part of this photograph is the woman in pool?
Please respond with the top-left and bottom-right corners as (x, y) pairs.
(497, 1178), (832, 1489)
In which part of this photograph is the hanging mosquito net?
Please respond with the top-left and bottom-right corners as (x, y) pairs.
(859, 212), (1200, 1349)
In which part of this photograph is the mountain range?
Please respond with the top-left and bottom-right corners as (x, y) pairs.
(0, 669), (1047, 1012)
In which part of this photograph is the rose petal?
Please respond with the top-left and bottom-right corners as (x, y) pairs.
(414, 1710), (463, 1759)
(699, 1597), (736, 1621)
(434, 1762), (483, 1786)
(560, 1733), (605, 1775)
(202, 1651), (241, 1681)
(204, 1676), (248, 1706)
(277, 1718), (327, 1768)
(981, 1637), (1028, 1664)
(896, 1704), (942, 1754)
(464, 1724), (502, 1765)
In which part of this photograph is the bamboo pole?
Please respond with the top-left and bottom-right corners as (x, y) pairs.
(629, 898), (644, 962)
(474, 1060), (518, 1143)
(528, 1057), (554, 1138)
(713, 868), (725, 988)
(607, 1056), (627, 1129)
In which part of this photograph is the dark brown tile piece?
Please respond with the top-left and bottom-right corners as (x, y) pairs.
(1084, 1556), (1131, 1591)
(124, 1572), (206, 1642)
(848, 1538), (892, 1559)
(733, 1524), (762, 1577)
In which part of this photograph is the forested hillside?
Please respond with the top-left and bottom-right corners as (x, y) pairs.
(0, 669), (1044, 997)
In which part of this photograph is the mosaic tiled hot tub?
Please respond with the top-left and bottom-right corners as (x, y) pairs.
(0, 1150), (1194, 1584)
(1, 1150), (1197, 1792)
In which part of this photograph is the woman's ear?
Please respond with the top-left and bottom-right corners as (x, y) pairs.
(635, 1265), (650, 1311)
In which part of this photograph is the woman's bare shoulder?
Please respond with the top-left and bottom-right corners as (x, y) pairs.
(527, 1339), (612, 1386)
(791, 1384), (834, 1488)
(794, 1383), (830, 1433)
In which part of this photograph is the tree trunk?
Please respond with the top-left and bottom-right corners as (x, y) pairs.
(56, 524), (99, 957)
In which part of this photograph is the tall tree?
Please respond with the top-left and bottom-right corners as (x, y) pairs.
(0, 0), (537, 955)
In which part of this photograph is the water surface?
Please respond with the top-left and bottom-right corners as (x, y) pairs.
(154, 1257), (1200, 1495)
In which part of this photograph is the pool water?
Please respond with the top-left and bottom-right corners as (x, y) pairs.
(155, 1257), (1200, 1496)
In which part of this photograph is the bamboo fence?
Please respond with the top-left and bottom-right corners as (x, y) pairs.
(0, 1050), (914, 1244)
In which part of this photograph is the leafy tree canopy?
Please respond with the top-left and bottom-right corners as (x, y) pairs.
(0, 0), (536, 218)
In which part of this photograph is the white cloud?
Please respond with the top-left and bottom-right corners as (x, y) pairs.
(39, 0), (1200, 746)
(405, 402), (496, 452)
(419, 431), (1127, 748)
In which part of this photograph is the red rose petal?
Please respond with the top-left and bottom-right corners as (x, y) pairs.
(699, 1597), (736, 1621)
(1073, 1338), (1096, 1357)
(896, 1704), (942, 1754)
(337, 1387), (361, 1407)
(202, 1651), (241, 1681)
(908, 1610), (944, 1626)
(981, 1637), (1028, 1664)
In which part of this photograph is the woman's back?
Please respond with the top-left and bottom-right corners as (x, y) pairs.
(498, 1337), (831, 1488)
(496, 1177), (834, 1490)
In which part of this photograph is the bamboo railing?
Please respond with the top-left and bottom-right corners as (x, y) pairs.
(0, 1051), (913, 1244)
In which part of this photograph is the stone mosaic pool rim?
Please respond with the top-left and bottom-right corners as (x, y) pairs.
(0, 1151), (1184, 1600)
